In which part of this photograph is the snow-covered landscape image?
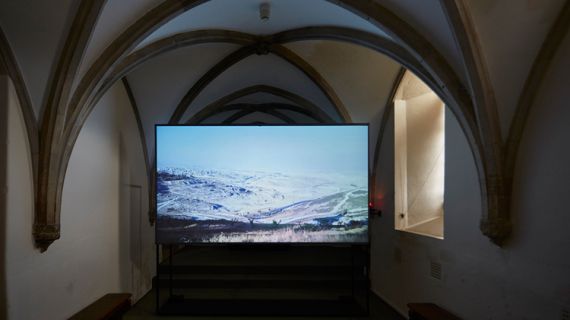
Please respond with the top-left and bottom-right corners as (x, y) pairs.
(156, 125), (369, 243)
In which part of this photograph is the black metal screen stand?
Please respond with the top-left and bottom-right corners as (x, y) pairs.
(155, 244), (179, 315)
(155, 244), (370, 316)
(154, 244), (159, 315)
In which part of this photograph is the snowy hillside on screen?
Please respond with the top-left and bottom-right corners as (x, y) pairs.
(155, 125), (369, 243)
(156, 167), (368, 243)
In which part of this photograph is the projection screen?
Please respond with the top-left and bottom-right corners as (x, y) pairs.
(155, 125), (369, 244)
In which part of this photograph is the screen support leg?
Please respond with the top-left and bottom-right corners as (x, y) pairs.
(169, 245), (173, 298)
(155, 244), (160, 314)
(366, 244), (370, 315)
(351, 245), (355, 300)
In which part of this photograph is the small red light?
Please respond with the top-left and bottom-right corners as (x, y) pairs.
(368, 201), (373, 208)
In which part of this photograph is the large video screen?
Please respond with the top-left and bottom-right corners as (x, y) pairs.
(155, 125), (369, 244)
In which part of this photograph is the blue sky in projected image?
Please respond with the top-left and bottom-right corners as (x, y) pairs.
(157, 126), (368, 175)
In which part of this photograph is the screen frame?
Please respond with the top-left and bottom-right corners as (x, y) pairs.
(154, 123), (370, 246)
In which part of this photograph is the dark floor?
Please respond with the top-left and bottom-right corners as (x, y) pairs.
(124, 246), (404, 320)
(124, 288), (404, 320)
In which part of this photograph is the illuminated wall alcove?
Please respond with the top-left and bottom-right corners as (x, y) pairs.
(394, 71), (445, 239)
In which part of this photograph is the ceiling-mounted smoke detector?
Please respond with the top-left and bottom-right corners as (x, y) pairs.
(259, 2), (270, 22)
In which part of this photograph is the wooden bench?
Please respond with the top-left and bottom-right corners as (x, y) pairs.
(70, 293), (131, 320)
(408, 303), (461, 320)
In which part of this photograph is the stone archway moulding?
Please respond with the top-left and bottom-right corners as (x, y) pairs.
(34, 0), (506, 250)
(114, 25), (474, 154)
(440, 0), (509, 245)
(62, 26), (436, 227)
(105, 26), (486, 240)
(202, 102), (326, 124)
(0, 27), (39, 194)
(187, 85), (336, 124)
(217, 103), (299, 124)
(89, 24), (458, 128)
(166, 41), (351, 124)
(106, 26), (441, 126)
(35, 0), (107, 251)
(222, 107), (295, 124)
(329, 0), (507, 246)
(87, 29), (349, 125)
(440, 0), (569, 244)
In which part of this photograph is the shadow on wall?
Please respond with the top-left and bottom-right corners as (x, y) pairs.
(1, 75), (8, 319)
(118, 135), (148, 302)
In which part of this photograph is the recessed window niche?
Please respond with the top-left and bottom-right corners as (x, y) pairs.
(394, 72), (445, 239)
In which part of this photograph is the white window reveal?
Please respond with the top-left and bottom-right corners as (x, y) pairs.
(394, 72), (445, 239)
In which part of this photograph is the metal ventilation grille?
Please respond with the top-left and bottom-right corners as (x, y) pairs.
(562, 308), (569, 320)
(430, 261), (442, 280)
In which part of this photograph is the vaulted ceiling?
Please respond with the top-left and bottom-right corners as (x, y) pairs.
(0, 0), (567, 249)
(1, 0), (565, 136)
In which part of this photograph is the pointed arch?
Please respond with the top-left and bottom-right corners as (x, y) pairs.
(0, 26), (39, 194)
(35, 0), (106, 251)
(93, 30), (258, 120)
(168, 44), (259, 123)
(266, 45), (349, 122)
(330, 0), (505, 245)
(75, 26), (446, 128)
(35, 0), (508, 248)
(440, 0), (507, 244)
(168, 42), (349, 124)
(203, 103), (324, 124)
(187, 85), (334, 124)
(222, 107), (294, 124)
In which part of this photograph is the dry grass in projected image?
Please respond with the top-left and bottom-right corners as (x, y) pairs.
(156, 167), (368, 244)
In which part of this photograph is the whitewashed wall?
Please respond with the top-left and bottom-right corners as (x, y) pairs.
(370, 32), (570, 320)
(3, 78), (154, 320)
(117, 84), (156, 302)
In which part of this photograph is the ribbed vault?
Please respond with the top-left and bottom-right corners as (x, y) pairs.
(3, 0), (565, 250)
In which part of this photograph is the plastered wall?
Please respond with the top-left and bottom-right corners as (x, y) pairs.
(371, 32), (570, 320)
(3, 78), (154, 319)
(117, 85), (155, 302)
(0, 74), (9, 320)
